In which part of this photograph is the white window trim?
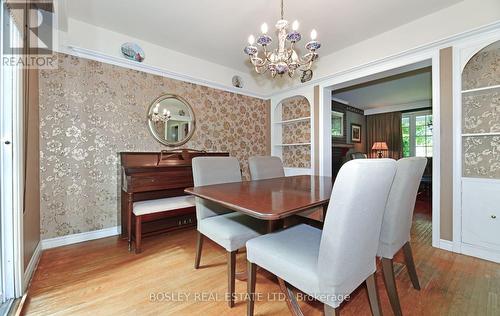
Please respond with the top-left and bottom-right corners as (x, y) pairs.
(402, 109), (432, 157)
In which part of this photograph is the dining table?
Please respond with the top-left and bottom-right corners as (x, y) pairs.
(184, 174), (334, 307)
(184, 175), (333, 233)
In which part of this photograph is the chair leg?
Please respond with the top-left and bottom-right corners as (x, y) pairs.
(365, 273), (382, 316)
(381, 258), (402, 316)
(247, 261), (257, 316)
(227, 251), (237, 308)
(402, 242), (421, 290)
(324, 304), (340, 316)
(194, 232), (204, 269)
(277, 277), (304, 316)
(134, 215), (142, 254)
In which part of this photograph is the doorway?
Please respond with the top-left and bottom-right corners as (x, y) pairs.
(318, 54), (441, 248)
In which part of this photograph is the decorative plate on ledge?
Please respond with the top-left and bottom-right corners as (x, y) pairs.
(121, 42), (145, 62)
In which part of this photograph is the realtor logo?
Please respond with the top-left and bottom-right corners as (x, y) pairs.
(2, 0), (56, 68)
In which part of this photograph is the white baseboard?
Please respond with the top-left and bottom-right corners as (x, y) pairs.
(438, 239), (500, 263)
(460, 243), (500, 263)
(438, 239), (454, 251)
(41, 226), (121, 250)
(23, 241), (42, 291)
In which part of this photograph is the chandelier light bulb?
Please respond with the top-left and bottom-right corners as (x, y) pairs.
(248, 34), (255, 45)
(292, 20), (299, 31)
(163, 108), (168, 115)
(310, 29), (317, 40)
(260, 23), (268, 34)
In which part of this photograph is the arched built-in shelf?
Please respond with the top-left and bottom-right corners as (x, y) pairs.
(271, 95), (312, 173)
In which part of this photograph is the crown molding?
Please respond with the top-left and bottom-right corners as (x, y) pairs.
(267, 20), (500, 98)
(56, 45), (269, 100)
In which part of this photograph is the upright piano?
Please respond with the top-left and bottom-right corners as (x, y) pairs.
(120, 150), (228, 252)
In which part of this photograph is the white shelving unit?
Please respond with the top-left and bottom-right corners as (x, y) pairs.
(272, 116), (311, 124)
(271, 95), (313, 175)
(454, 36), (500, 263)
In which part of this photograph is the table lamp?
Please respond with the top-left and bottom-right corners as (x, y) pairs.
(372, 142), (388, 158)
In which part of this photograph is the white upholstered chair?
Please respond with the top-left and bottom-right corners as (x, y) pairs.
(191, 157), (266, 308)
(246, 159), (397, 316)
(377, 157), (427, 316)
(248, 156), (285, 180)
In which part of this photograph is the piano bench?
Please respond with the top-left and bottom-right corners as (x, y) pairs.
(130, 196), (196, 253)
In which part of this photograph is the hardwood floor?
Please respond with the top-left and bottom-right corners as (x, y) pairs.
(25, 214), (499, 316)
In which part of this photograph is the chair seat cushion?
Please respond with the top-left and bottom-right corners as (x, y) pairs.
(246, 224), (322, 298)
(133, 196), (195, 216)
(198, 212), (266, 252)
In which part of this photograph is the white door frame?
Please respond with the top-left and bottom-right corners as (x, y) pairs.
(316, 49), (442, 249)
(1, 1), (25, 302)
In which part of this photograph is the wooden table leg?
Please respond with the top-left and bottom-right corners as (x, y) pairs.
(267, 219), (284, 233)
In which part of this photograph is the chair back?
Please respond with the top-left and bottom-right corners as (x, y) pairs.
(192, 157), (242, 221)
(350, 152), (368, 159)
(248, 156), (285, 180)
(377, 157), (427, 258)
(318, 159), (396, 297)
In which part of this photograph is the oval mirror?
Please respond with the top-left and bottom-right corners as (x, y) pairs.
(147, 94), (196, 146)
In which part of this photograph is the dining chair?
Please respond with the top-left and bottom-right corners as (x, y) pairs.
(377, 157), (427, 316)
(246, 159), (397, 316)
(191, 157), (266, 308)
(248, 156), (285, 180)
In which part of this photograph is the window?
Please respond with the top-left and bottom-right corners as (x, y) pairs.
(331, 111), (344, 137)
(402, 111), (433, 157)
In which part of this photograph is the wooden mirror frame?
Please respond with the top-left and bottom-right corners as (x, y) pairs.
(147, 94), (196, 147)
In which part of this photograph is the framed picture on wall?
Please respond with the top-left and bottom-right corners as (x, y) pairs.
(351, 124), (362, 143)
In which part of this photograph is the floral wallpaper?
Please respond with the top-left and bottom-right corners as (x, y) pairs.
(281, 96), (310, 121)
(280, 96), (311, 168)
(283, 145), (311, 168)
(462, 41), (500, 179)
(462, 89), (500, 134)
(462, 41), (500, 90)
(463, 136), (500, 178)
(282, 121), (311, 144)
(39, 53), (270, 239)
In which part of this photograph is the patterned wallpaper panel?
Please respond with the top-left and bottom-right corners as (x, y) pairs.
(281, 96), (310, 121)
(462, 89), (500, 134)
(463, 136), (500, 178)
(282, 121), (311, 144)
(283, 145), (311, 168)
(39, 53), (270, 239)
(279, 96), (311, 168)
(462, 41), (500, 179)
(462, 41), (500, 90)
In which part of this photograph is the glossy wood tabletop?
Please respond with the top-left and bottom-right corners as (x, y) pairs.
(184, 175), (333, 220)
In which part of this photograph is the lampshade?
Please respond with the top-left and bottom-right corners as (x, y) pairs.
(372, 142), (388, 151)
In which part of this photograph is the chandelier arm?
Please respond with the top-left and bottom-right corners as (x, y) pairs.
(296, 53), (314, 65)
(254, 65), (268, 74)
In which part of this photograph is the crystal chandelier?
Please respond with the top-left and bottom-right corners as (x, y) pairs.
(243, 0), (321, 78)
(150, 104), (171, 123)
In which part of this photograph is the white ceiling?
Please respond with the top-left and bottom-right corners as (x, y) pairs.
(332, 67), (432, 110)
(66, 0), (462, 73)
